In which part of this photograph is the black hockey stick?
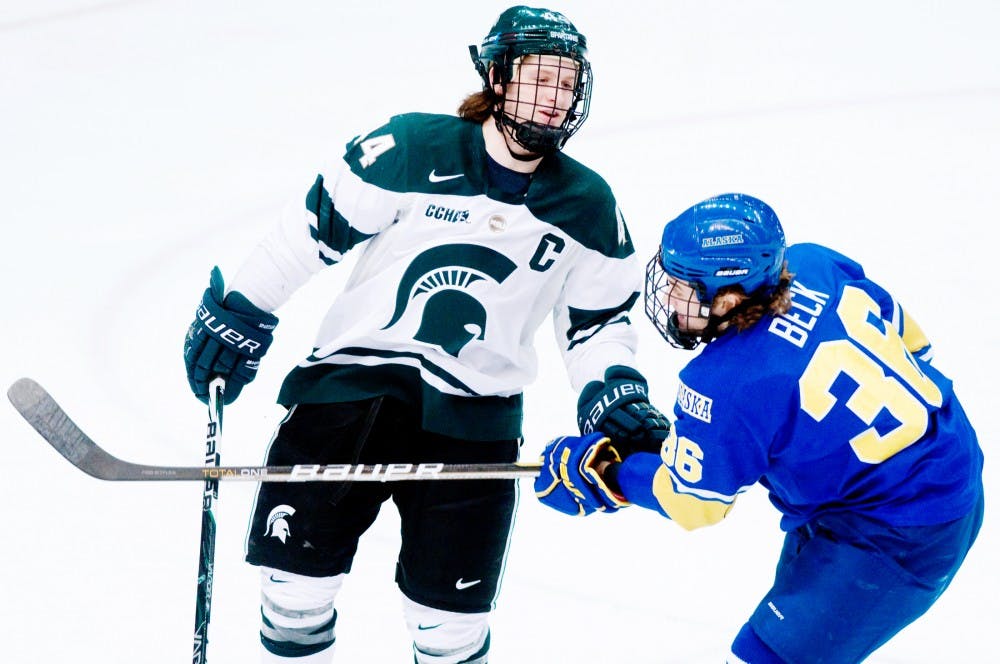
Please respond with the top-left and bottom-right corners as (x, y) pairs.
(7, 377), (542, 481)
(192, 377), (224, 664)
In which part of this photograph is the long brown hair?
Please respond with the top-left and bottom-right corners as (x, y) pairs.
(717, 264), (795, 332)
(457, 90), (498, 123)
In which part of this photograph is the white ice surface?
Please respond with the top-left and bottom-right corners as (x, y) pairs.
(1, 1), (997, 662)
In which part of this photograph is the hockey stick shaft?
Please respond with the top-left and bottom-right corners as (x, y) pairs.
(192, 378), (224, 664)
(7, 377), (542, 482)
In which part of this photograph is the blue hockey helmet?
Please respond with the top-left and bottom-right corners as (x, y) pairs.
(659, 193), (785, 301)
(645, 194), (787, 348)
(469, 6), (592, 154)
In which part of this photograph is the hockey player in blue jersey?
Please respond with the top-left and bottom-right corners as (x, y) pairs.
(535, 193), (984, 663)
(181, 6), (668, 663)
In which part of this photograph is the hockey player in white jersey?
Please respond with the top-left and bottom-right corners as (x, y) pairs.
(182, 6), (668, 662)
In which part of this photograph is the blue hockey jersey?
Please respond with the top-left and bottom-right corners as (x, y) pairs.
(616, 243), (983, 531)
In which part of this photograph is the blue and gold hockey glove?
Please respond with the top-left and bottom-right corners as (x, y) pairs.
(534, 433), (630, 516)
(183, 267), (278, 405)
(577, 366), (671, 458)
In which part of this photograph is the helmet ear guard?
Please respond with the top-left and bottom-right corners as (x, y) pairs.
(468, 44), (500, 86)
(645, 194), (788, 349)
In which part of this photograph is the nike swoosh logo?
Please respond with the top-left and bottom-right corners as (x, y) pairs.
(428, 169), (464, 183)
(417, 623), (443, 631)
(269, 574), (288, 583)
(455, 578), (481, 590)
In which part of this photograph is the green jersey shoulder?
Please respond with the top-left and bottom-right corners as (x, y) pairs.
(344, 112), (633, 259)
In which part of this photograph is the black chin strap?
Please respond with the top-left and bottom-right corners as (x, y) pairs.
(698, 313), (729, 345)
(494, 113), (546, 161)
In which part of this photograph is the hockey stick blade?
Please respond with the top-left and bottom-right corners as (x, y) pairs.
(7, 378), (542, 482)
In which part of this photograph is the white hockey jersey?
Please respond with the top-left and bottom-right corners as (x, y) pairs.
(230, 113), (641, 440)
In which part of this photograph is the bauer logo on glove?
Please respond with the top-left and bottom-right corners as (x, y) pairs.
(183, 266), (279, 405)
(196, 302), (275, 354)
(580, 380), (648, 434)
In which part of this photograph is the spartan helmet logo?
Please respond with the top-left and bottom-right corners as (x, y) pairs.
(264, 504), (296, 544)
(382, 244), (517, 358)
(416, 290), (486, 357)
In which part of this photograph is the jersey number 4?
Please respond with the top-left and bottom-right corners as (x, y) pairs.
(799, 286), (942, 464)
(357, 134), (396, 168)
